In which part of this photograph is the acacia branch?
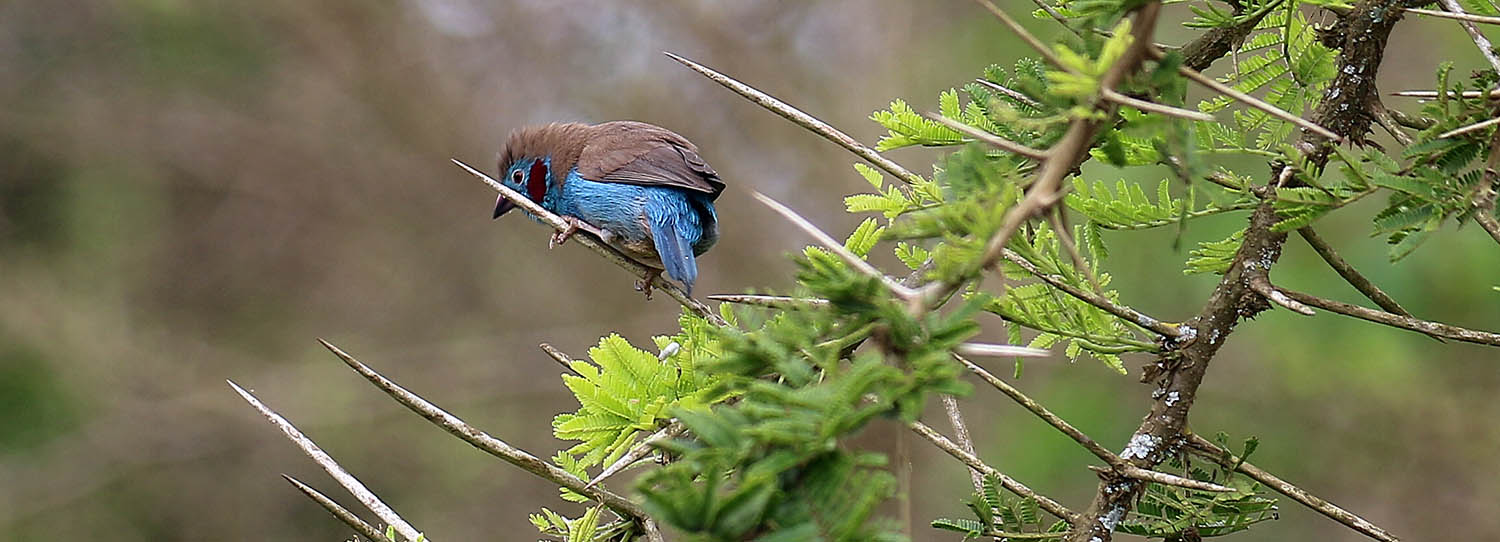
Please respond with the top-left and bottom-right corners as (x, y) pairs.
(975, 79), (1045, 109)
(539, 343), (585, 377)
(972, 0), (1078, 73)
(1068, 0), (1424, 539)
(452, 159), (723, 326)
(955, 355), (1119, 463)
(1187, 434), (1398, 542)
(1296, 228), (1424, 322)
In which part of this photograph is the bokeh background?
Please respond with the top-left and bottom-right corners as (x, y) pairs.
(1, 1), (1496, 540)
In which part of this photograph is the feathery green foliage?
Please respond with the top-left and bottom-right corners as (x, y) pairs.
(1184, 228), (1246, 275)
(635, 246), (980, 541)
(982, 223), (1158, 374)
(1067, 179), (1256, 230)
(1116, 434), (1277, 538)
(931, 474), (1068, 540)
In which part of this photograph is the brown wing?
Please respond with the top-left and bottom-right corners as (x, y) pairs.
(576, 121), (725, 199)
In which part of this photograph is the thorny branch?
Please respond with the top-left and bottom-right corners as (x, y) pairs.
(1277, 288), (1500, 345)
(1295, 228), (1431, 333)
(1067, 0), (1433, 541)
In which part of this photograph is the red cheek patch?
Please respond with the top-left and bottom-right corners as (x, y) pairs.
(527, 160), (548, 202)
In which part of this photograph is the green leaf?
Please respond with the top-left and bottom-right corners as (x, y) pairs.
(853, 163), (884, 188)
(894, 242), (930, 270)
(1184, 229), (1245, 275)
(844, 218), (885, 258)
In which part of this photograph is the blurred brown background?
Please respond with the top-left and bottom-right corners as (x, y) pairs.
(1, 1), (1496, 540)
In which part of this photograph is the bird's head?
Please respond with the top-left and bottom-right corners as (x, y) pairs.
(493, 156), (551, 218)
(493, 123), (590, 219)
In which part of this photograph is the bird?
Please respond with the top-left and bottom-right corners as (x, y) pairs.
(491, 121), (724, 297)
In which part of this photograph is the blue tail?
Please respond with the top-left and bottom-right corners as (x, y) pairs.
(650, 214), (699, 294)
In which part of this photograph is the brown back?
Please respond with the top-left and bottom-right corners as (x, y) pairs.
(499, 121), (724, 200)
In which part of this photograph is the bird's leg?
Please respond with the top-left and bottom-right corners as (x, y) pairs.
(634, 269), (661, 300)
(550, 216), (608, 249)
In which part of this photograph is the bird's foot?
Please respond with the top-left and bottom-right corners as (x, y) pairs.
(635, 269), (662, 300)
(551, 216), (612, 249)
(549, 218), (580, 249)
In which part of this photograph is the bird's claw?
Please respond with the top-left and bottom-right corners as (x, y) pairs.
(635, 270), (661, 300)
(550, 217), (583, 249)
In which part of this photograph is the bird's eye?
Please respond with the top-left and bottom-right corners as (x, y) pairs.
(511, 169), (523, 183)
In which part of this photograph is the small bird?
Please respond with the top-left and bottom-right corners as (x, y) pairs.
(492, 121), (724, 297)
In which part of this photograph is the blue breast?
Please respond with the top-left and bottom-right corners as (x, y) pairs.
(553, 170), (716, 252)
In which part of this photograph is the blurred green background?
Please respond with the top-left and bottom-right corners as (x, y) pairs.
(1, 1), (1496, 540)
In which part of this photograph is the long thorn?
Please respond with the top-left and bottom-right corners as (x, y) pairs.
(1408, 6), (1500, 24)
(663, 52), (923, 185)
(586, 422), (687, 489)
(973, 0), (1076, 73)
(1168, 60), (1341, 141)
(228, 381), (424, 542)
(1391, 89), (1500, 98)
(751, 191), (918, 300)
(909, 420), (1079, 523)
(974, 79), (1045, 109)
(1101, 89), (1217, 122)
(954, 342), (1052, 358)
(1248, 279), (1316, 315)
(1093, 465), (1236, 492)
(1438, 115), (1500, 139)
(282, 475), (395, 542)
(705, 294), (830, 308)
(538, 343), (584, 376)
(927, 113), (1051, 160)
(315, 339), (650, 520)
